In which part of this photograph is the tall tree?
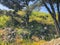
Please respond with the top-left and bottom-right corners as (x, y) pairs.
(42, 0), (60, 36)
(0, 0), (41, 28)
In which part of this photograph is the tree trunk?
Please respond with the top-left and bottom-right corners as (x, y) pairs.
(25, 14), (29, 28)
(58, 15), (60, 27)
(53, 18), (60, 36)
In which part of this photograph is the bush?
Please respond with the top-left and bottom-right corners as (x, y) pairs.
(0, 15), (11, 28)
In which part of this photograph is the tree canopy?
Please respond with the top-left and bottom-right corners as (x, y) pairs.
(0, 0), (35, 11)
(0, 0), (60, 36)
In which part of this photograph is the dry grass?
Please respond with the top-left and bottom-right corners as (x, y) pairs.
(0, 30), (60, 45)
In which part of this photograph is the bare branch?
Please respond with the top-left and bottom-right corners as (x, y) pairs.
(42, 0), (54, 18)
(49, 0), (56, 16)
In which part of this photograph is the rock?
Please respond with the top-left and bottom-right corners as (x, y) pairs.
(31, 36), (40, 42)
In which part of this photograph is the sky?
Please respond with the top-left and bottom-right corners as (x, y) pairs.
(0, 4), (48, 12)
(0, 4), (9, 10)
(0, 3), (57, 13)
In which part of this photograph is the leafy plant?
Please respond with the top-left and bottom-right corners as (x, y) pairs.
(0, 15), (10, 28)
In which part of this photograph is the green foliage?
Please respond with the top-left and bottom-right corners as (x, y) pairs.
(0, 11), (57, 41)
(17, 11), (55, 25)
(0, 15), (10, 28)
(13, 11), (56, 40)
(30, 11), (54, 25)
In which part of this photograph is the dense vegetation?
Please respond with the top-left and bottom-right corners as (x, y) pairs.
(0, 0), (60, 45)
(0, 10), (58, 45)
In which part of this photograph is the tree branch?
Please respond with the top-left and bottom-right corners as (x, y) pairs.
(56, 0), (60, 22)
(49, 0), (56, 17)
(42, 0), (54, 18)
